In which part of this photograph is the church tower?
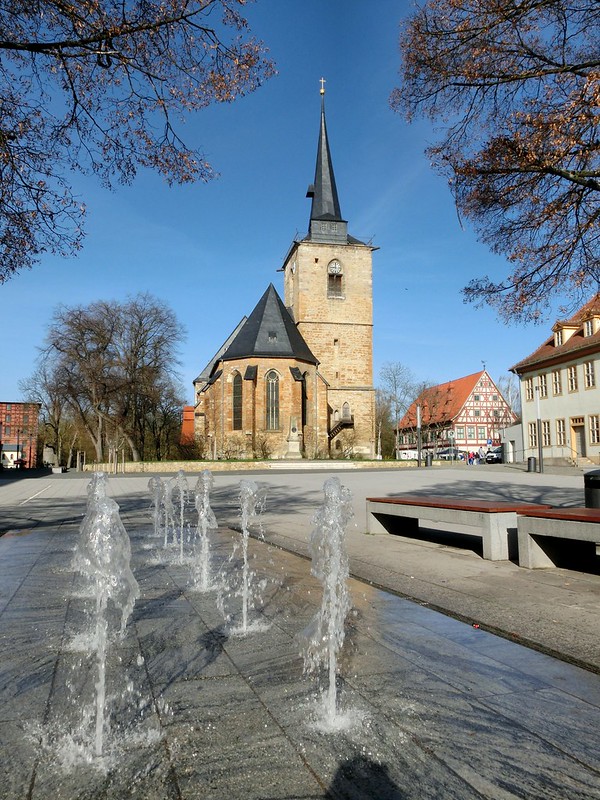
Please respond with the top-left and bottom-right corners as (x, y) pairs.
(283, 82), (376, 457)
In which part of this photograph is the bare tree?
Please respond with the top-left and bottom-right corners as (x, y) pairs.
(393, 0), (600, 322)
(42, 293), (185, 461)
(496, 374), (521, 418)
(0, 1), (274, 282)
(379, 362), (419, 458)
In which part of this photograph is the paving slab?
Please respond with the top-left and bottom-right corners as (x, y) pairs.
(0, 467), (599, 799)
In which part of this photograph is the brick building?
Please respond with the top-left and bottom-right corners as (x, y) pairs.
(192, 88), (376, 459)
(0, 402), (41, 468)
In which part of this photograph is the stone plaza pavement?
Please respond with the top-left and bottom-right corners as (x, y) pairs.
(0, 465), (599, 799)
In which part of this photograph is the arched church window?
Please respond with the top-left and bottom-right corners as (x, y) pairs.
(327, 259), (343, 299)
(266, 370), (279, 430)
(342, 402), (351, 420)
(232, 372), (242, 430)
(301, 372), (309, 428)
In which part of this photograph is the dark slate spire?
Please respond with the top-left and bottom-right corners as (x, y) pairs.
(306, 80), (348, 243)
(220, 284), (318, 364)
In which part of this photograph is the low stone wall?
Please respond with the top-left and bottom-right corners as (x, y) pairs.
(83, 458), (420, 474)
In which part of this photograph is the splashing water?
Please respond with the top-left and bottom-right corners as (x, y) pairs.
(171, 470), (189, 563)
(191, 470), (218, 592)
(147, 476), (163, 539)
(217, 479), (269, 635)
(69, 478), (140, 760)
(300, 477), (353, 729)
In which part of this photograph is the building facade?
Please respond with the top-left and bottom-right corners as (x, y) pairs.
(510, 294), (600, 465)
(397, 370), (516, 455)
(192, 89), (376, 459)
(0, 402), (41, 468)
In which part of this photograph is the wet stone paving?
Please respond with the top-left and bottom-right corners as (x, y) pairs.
(1, 496), (600, 799)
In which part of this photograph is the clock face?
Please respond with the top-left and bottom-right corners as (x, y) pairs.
(328, 260), (341, 275)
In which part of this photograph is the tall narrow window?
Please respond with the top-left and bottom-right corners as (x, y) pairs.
(590, 415), (600, 445)
(552, 370), (562, 395)
(528, 422), (537, 448)
(525, 377), (534, 401)
(538, 374), (547, 398)
(542, 420), (551, 447)
(342, 402), (351, 420)
(556, 419), (566, 447)
(568, 366), (578, 392)
(266, 371), (279, 430)
(301, 372), (309, 429)
(584, 361), (596, 389)
(232, 373), (242, 431)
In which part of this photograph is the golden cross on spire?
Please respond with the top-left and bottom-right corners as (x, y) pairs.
(319, 77), (326, 95)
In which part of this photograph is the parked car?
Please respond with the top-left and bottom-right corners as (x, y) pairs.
(485, 446), (503, 464)
(436, 447), (465, 461)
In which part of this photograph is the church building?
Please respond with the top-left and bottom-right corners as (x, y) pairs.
(192, 87), (376, 459)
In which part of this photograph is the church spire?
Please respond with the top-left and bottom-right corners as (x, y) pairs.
(305, 79), (348, 243)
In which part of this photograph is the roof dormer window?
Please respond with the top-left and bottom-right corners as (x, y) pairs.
(584, 319), (594, 337)
(554, 329), (563, 346)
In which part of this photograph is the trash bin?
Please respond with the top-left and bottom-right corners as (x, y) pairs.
(425, 453), (433, 467)
(584, 469), (600, 508)
(527, 456), (537, 473)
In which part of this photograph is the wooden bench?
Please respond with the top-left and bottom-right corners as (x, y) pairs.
(366, 495), (551, 561)
(517, 507), (600, 568)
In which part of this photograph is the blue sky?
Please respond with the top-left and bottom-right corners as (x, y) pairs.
(1, 0), (560, 404)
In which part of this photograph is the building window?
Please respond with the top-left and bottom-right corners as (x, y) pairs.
(474, 394), (480, 402)
(265, 370), (279, 430)
(525, 377), (534, 401)
(474, 409), (481, 417)
(232, 373), (242, 431)
(552, 370), (562, 395)
(542, 420), (551, 447)
(590, 415), (600, 445)
(342, 402), (351, 420)
(528, 422), (537, 448)
(492, 394), (498, 402)
(538, 374), (547, 398)
(456, 426), (465, 439)
(4, 426), (10, 436)
(467, 426), (475, 439)
(568, 366), (578, 392)
(477, 427), (485, 439)
(584, 361), (596, 389)
(584, 319), (593, 337)
(555, 329), (563, 346)
(556, 419), (566, 447)
(493, 409), (501, 418)
(5, 414), (10, 423)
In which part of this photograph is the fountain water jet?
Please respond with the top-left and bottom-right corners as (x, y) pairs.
(217, 479), (269, 635)
(171, 470), (189, 563)
(300, 477), (354, 730)
(64, 475), (141, 761)
(191, 470), (217, 592)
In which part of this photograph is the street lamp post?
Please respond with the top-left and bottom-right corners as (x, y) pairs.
(535, 385), (544, 473)
(416, 404), (422, 467)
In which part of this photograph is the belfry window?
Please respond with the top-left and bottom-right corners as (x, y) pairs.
(327, 259), (343, 298)
(232, 373), (242, 430)
(266, 370), (280, 430)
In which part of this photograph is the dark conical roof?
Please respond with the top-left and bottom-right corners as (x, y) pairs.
(220, 284), (318, 364)
(307, 95), (343, 223)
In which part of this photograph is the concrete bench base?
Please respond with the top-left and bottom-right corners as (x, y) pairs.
(517, 507), (600, 568)
(366, 496), (550, 561)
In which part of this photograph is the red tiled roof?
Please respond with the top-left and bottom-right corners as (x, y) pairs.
(398, 371), (485, 429)
(510, 293), (600, 373)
